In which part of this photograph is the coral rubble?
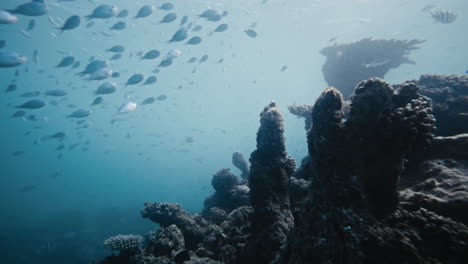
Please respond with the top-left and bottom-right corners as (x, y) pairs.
(99, 75), (467, 264)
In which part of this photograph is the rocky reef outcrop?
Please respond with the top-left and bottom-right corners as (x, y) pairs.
(99, 75), (467, 264)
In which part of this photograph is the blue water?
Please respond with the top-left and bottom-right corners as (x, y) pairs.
(0, 0), (467, 263)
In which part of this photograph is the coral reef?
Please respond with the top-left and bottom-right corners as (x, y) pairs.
(399, 74), (468, 136)
(287, 104), (313, 130)
(99, 75), (467, 264)
(321, 38), (425, 98)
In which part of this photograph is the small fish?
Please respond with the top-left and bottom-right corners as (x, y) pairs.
(160, 3), (174, 11)
(200, 55), (208, 63)
(8, 1), (49, 17)
(186, 36), (202, 45)
(125, 74), (144, 86)
(111, 53), (122, 60)
(33, 49), (39, 64)
(95, 82), (117, 95)
(364, 58), (390, 68)
(21, 91), (40, 97)
(214, 23), (228, 32)
(44, 89), (68, 96)
(180, 16), (188, 26)
(429, 10), (457, 24)
(141, 50), (160, 60)
(0, 10), (18, 24)
(47, 15), (59, 27)
(87, 67), (112, 80)
(117, 102), (137, 114)
(192, 25), (203, 32)
(72, 61), (80, 69)
(199, 9), (221, 21)
(107, 45), (125, 53)
(142, 97), (156, 105)
(26, 19), (36, 31)
(167, 49), (181, 59)
(244, 29), (257, 38)
(0, 40), (6, 48)
(41, 132), (66, 141)
(11, 110), (26, 118)
(111, 21), (126, 30)
(92, 96), (103, 106)
(185, 136), (195, 143)
(187, 57), (198, 63)
(143, 76), (157, 85)
(78, 60), (109, 77)
(0, 51), (27, 67)
(281, 65), (287, 72)
(67, 109), (91, 118)
(169, 27), (188, 42)
(59, 15), (81, 33)
(218, 58), (224, 64)
(156, 94), (167, 101)
(112, 72), (120, 78)
(17, 99), (46, 109)
(135, 5), (154, 19)
(116, 9), (129, 18)
(57, 56), (75, 68)
(86, 5), (118, 20)
(5, 84), (17, 93)
(161, 13), (177, 23)
(158, 58), (173, 67)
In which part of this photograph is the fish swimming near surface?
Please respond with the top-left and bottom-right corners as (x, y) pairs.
(125, 74), (144, 86)
(107, 45), (125, 53)
(92, 96), (103, 106)
(156, 94), (167, 101)
(429, 10), (457, 24)
(78, 60), (109, 77)
(185, 136), (195, 143)
(158, 58), (173, 67)
(44, 89), (67, 96)
(135, 5), (154, 18)
(192, 25), (203, 32)
(11, 110), (26, 118)
(117, 102), (137, 114)
(86, 5), (118, 20)
(142, 97), (156, 105)
(111, 53), (122, 60)
(95, 82), (117, 95)
(143, 76), (157, 85)
(17, 99), (46, 109)
(161, 13), (177, 23)
(112, 72), (120, 78)
(26, 19), (36, 31)
(200, 55), (209, 63)
(141, 50), (160, 60)
(180, 15), (188, 26)
(111, 21), (126, 30)
(186, 36), (202, 45)
(187, 57), (198, 63)
(244, 29), (257, 38)
(281, 65), (288, 72)
(0, 52), (27, 67)
(8, 1), (49, 17)
(214, 23), (228, 32)
(56, 56), (75, 68)
(58, 15), (81, 33)
(116, 9), (129, 18)
(199, 9), (222, 21)
(363, 58), (390, 68)
(0, 10), (18, 24)
(167, 49), (181, 59)
(160, 2), (174, 11)
(67, 109), (91, 118)
(87, 67), (112, 81)
(21, 91), (40, 97)
(41, 131), (66, 141)
(169, 27), (188, 42)
(5, 84), (17, 93)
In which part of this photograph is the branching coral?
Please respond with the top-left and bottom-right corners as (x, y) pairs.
(232, 152), (250, 180)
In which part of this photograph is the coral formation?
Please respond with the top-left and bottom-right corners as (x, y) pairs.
(321, 38), (425, 98)
(104, 234), (143, 255)
(399, 74), (468, 136)
(287, 104), (313, 130)
(99, 75), (467, 264)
